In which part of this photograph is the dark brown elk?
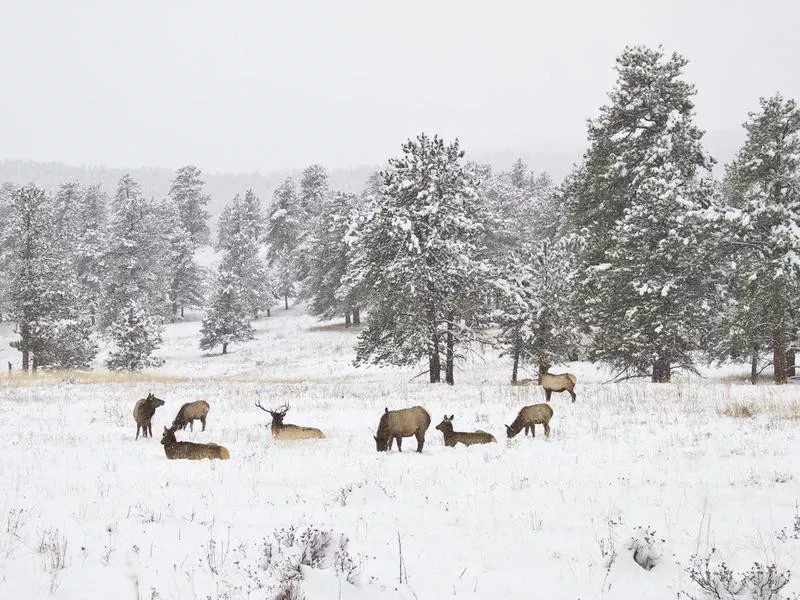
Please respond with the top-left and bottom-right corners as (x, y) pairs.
(374, 406), (431, 453)
(132, 393), (165, 440)
(505, 403), (553, 439)
(435, 415), (496, 447)
(538, 367), (577, 402)
(254, 402), (325, 440)
(172, 400), (210, 432)
(160, 427), (230, 460)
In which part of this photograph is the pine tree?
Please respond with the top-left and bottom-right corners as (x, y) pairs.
(199, 271), (255, 355)
(160, 199), (206, 320)
(73, 184), (108, 326)
(168, 165), (211, 246)
(0, 182), (15, 322)
(299, 164), (329, 218)
(6, 185), (96, 371)
(265, 178), (302, 309)
(103, 175), (168, 370)
(349, 133), (489, 384)
(562, 46), (716, 382)
(717, 94), (800, 383)
(304, 191), (363, 324)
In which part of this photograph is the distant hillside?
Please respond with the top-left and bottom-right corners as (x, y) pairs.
(0, 160), (378, 222)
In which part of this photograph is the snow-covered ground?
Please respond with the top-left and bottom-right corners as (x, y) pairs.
(1, 306), (799, 599)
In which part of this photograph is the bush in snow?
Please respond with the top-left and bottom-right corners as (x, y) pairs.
(628, 525), (663, 571)
(105, 303), (165, 371)
(682, 549), (797, 600)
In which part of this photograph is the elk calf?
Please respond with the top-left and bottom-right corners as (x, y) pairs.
(172, 400), (210, 432)
(436, 415), (496, 447)
(538, 369), (577, 402)
(255, 402), (325, 440)
(133, 393), (165, 440)
(505, 403), (553, 439)
(374, 406), (431, 453)
(161, 427), (230, 460)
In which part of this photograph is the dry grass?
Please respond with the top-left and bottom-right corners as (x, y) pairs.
(0, 370), (191, 387)
(720, 402), (757, 418)
(306, 322), (362, 333)
(720, 398), (800, 420)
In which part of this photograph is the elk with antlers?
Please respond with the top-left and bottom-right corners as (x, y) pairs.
(255, 401), (326, 440)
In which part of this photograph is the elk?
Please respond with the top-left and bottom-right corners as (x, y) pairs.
(505, 403), (553, 439)
(538, 367), (577, 402)
(435, 415), (496, 447)
(160, 427), (230, 460)
(172, 400), (210, 432)
(374, 406), (431, 453)
(254, 402), (325, 440)
(132, 393), (165, 440)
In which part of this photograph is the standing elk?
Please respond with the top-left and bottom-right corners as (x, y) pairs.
(538, 367), (577, 402)
(172, 400), (210, 432)
(255, 402), (325, 440)
(160, 426), (230, 460)
(374, 406), (431, 453)
(435, 415), (496, 447)
(505, 403), (553, 439)
(133, 392), (165, 440)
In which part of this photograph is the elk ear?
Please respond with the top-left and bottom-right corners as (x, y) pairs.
(449, 414), (454, 420)
(504, 424), (510, 431)
(384, 407), (388, 414)
(373, 435), (378, 442)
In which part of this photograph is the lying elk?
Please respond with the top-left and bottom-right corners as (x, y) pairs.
(435, 415), (496, 447)
(255, 401), (325, 440)
(505, 403), (553, 439)
(161, 426), (230, 460)
(374, 406), (431, 453)
(538, 368), (577, 402)
(172, 400), (210, 432)
(133, 392), (165, 440)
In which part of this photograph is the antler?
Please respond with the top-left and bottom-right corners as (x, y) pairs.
(254, 400), (289, 417)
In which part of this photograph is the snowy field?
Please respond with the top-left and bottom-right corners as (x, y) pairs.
(1, 306), (799, 599)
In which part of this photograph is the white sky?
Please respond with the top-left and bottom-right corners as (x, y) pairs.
(0, 0), (797, 173)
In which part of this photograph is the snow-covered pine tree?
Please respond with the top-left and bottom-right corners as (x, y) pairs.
(52, 181), (82, 250)
(216, 193), (272, 318)
(6, 185), (96, 371)
(299, 164), (329, 218)
(349, 133), (489, 384)
(168, 165), (211, 246)
(716, 94), (800, 384)
(0, 182), (15, 321)
(199, 269), (255, 355)
(73, 184), (108, 326)
(159, 199), (206, 320)
(562, 46), (716, 382)
(304, 191), (363, 325)
(266, 178), (303, 310)
(102, 175), (169, 370)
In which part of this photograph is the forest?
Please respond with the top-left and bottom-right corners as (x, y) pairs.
(1, 45), (797, 386)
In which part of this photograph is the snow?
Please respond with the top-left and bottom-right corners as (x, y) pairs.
(0, 306), (799, 599)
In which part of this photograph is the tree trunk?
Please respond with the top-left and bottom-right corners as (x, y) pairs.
(445, 316), (454, 385)
(284, 295), (289, 310)
(222, 343), (228, 355)
(773, 329), (788, 384)
(352, 307), (361, 326)
(511, 345), (520, 384)
(652, 354), (671, 383)
(429, 332), (441, 383)
(180, 305), (184, 319)
(788, 348), (796, 378)
(172, 300), (179, 316)
(21, 349), (29, 373)
(267, 308), (271, 317)
(31, 354), (38, 375)
(253, 310), (259, 320)
(345, 311), (352, 328)
(750, 345), (759, 385)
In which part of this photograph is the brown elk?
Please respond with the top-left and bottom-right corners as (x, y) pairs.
(160, 427), (230, 460)
(255, 402), (325, 440)
(538, 367), (577, 402)
(505, 403), (553, 439)
(374, 406), (431, 453)
(132, 393), (165, 440)
(435, 415), (496, 447)
(172, 400), (210, 432)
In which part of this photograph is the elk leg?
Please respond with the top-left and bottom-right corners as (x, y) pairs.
(545, 389), (552, 402)
(201, 416), (206, 432)
(189, 420), (194, 432)
(524, 425), (530, 436)
(396, 437), (403, 452)
(544, 422), (550, 437)
(569, 389), (576, 403)
(135, 425), (140, 440)
(531, 424), (536, 438)
(416, 432), (425, 453)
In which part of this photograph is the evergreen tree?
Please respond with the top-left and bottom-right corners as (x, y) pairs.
(103, 175), (168, 370)
(73, 184), (108, 326)
(199, 271), (255, 355)
(160, 199), (206, 319)
(299, 164), (329, 218)
(0, 182), (15, 321)
(265, 178), (302, 309)
(562, 46), (716, 382)
(6, 185), (96, 371)
(716, 94), (800, 383)
(168, 165), (211, 245)
(349, 133), (489, 384)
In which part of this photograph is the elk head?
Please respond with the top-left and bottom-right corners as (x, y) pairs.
(255, 401), (290, 425)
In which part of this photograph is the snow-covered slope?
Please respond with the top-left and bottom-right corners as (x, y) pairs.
(0, 307), (798, 599)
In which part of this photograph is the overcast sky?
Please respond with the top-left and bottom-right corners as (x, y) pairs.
(0, 0), (797, 175)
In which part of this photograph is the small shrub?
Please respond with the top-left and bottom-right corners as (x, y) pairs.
(721, 403), (757, 419)
(629, 525), (664, 571)
(682, 549), (797, 599)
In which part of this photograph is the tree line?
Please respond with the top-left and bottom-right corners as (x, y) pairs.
(1, 44), (797, 385)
